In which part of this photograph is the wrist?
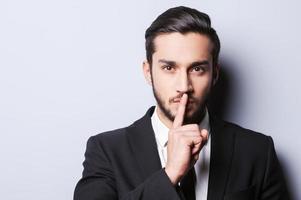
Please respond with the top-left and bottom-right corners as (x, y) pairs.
(164, 167), (181, 185)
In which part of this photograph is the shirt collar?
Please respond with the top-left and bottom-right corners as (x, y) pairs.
(151, 106), (211, 148)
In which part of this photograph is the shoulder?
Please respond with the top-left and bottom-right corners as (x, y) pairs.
(221, 119), (275, 155)
(210, 114), (275, 157)
(83, 127), (134, 160)
(88, 107), (155, 149)
(224, 120), (271, 140)
(88, 125), (131, 146)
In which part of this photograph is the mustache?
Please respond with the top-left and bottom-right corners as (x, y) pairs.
(169, 93), (197, 103)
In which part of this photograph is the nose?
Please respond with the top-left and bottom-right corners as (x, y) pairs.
(176, 70), (193, 94)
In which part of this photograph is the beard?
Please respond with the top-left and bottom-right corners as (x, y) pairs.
(151, 83), (209, 125)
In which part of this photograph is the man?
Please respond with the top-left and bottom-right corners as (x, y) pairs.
(74, 6), (290, 200)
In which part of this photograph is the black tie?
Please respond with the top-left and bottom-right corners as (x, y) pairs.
(180, 167), (196, 200)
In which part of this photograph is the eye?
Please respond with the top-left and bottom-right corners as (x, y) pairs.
(191, 66), (205, 73)
(162, 65), (174, 71)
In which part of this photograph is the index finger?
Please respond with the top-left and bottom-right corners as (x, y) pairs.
(172, 93), (188, 128)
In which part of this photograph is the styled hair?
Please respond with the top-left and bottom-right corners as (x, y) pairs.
(145, 6), (220, 67)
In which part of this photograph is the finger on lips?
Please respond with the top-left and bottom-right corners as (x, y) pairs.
(172, 93), (188, 129)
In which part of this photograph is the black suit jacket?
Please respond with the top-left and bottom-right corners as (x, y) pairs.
(74, 107), (289, 200)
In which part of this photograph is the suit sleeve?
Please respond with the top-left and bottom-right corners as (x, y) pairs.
(260, 136), (291, 200)
(74, 136), (181, 200)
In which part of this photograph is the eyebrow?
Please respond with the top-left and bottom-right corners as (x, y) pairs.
(158, 59), (210, 68)
(158, 59), (176, 66)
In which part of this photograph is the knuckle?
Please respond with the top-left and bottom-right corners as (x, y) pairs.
(195, 137), (202, 143)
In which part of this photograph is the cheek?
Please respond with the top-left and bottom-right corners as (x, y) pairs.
(154, 80), (172, 97)
(192, 77), (212, 94)
(152, 72), (174, 91)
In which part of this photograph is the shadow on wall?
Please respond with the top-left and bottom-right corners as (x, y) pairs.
(208, 58), (295, 200)
(278, 153), (296, 200)
(208, 58), (235, 119)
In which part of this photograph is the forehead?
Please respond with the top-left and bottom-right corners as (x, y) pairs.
(152, 32), (213, 63)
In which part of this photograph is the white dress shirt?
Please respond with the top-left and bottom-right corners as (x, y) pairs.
(151, 106), (211, 200)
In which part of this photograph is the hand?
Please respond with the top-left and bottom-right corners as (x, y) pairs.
(164, 93), (208, 185)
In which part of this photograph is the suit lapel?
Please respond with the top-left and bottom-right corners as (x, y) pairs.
(207, 116), (236, 200)
(126, 107), (236, 199)
(126, 107), (162, 181)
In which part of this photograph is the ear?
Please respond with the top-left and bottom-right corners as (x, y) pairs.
(213, 63), (220, 86)
(143, 60), (152, 86)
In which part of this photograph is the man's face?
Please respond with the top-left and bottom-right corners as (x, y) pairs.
(144, 32), (216, 127)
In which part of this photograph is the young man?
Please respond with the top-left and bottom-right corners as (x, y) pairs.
(74, 6), (289, 200)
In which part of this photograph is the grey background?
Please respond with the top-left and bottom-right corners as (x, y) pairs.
(0, 0), (300, 199)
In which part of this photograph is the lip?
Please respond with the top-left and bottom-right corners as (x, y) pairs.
(172, 100), (194, 104)
(172, 99), (180, 103)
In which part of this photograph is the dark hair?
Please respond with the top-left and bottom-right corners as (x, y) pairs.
(145, 6), (220, 67)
